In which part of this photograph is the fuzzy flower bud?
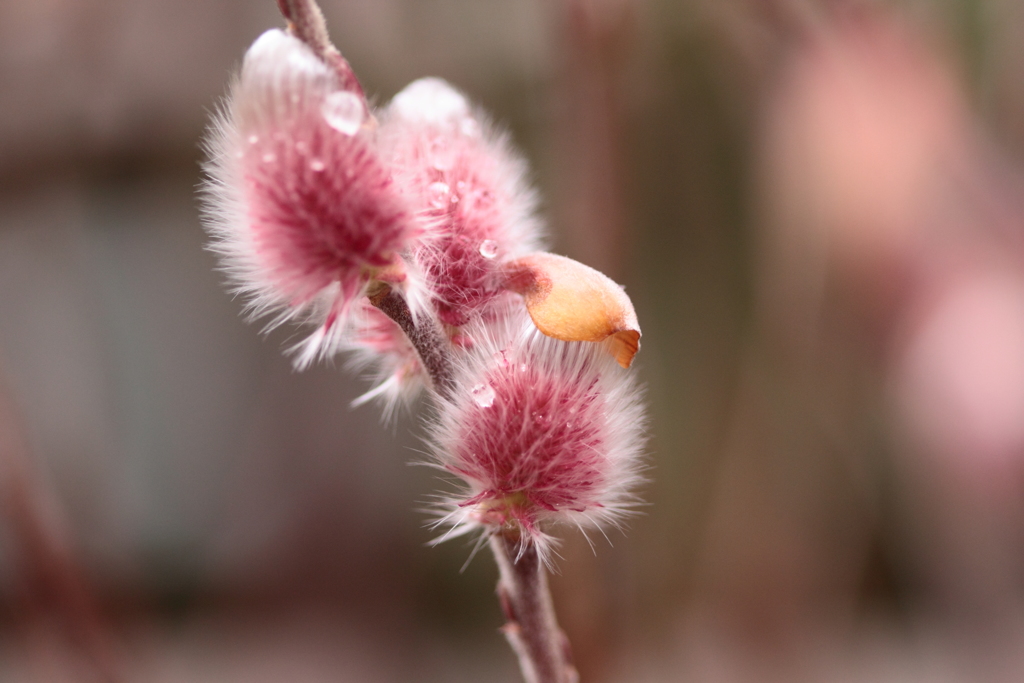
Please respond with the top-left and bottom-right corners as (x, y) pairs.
(379, 78), (545, 328)
(430, 305), (645, 561)
(202, 29), (418, 364)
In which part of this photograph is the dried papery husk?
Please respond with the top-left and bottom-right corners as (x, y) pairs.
(501, 252), (640, 368)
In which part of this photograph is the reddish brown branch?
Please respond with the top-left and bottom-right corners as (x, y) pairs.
(276, 0), (365, 96)
(491, 533), (578, 683)
(0, 372), (121, 683)
(368, 284), (456, 399)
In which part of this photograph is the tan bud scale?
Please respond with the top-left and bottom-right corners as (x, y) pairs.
(502, 253), (641, 368)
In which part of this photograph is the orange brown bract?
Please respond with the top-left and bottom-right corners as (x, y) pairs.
(502, 253), (641, 368)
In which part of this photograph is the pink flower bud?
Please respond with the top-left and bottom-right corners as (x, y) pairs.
(429, 305), (645, 561)
(379, 78), (545, 327)
(202, 29), (418, 364)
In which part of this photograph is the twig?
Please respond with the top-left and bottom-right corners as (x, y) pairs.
(276, 0), (365, 96)
(0, 370), (121, 683)
(367, 284), (456, 400)
(491, 533), (578, 683)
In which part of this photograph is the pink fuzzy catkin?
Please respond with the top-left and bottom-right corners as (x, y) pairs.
(339, 79), (548, 407)
(380, 78), (545, 328)
(430, 305), (645, 561)
(202, 29), (418, 365)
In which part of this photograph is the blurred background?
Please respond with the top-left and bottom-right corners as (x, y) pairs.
(2, 0), (1024, 681)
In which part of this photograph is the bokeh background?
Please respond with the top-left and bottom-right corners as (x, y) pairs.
(2, 0), (1024, 681)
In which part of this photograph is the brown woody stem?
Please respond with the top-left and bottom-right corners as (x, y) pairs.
(490, 533), (578, 683)
(367, 284), (456, 399)
(275, 0), (365, 96)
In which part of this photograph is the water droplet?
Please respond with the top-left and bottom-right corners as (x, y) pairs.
(471, 383), (496, 408)
(479, 240), (499, 259)
(428, 182), (451, 208)
(310, 159), (326, 172)
(519, 364), (528, 373)
(247, 134), (259, 145)
(321, 91), (364, 135)
(262, 152), (277, 164)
